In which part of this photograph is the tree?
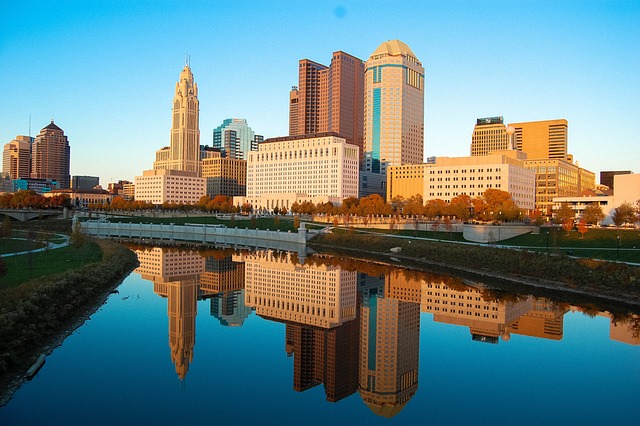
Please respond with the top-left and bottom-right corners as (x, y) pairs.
(70, 220), (85, 248)
(1, 215), (12, 238)
(555, 203), (575, 225)
(447, 194), (472, 221)
(582, 204), (605, 225)
(528, 209), (545, 226)
(293, 215), (300, 229)
(424, 199), (447, 219)
(577, 218), (588, 238)
(612, 202), (635, 228)
(403, 194), (424, 216)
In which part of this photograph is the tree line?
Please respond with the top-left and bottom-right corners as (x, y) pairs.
(0, 190), (70, 209)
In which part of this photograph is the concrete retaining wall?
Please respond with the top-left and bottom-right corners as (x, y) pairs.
(82, 221), (310, 252)
(463, 224), (536, 243)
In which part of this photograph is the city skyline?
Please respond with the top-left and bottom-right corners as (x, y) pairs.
(1, 1), (638, 185)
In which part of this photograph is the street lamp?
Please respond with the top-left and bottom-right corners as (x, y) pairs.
(617, 235), (620, 260)
(546, 230), (549, 253)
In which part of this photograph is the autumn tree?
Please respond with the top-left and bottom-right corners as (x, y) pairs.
(612, 202), (636, 228)
(582, 204), (605, 225)
(528, 209), (545, 226)
(555, 203), (575, 235)
(576, 217), (588, 238)
(403, 194), (424, 216)
(424, 199), (447, 219)
(447, 194), (472, 221)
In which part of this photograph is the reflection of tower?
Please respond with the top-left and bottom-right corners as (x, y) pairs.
(359, 278), (420, 418)
(167, 278), (197, 380)
(210, 289), (253, 327)
(284, 319), (359, 402)
(244, 250), (359, 400)
(135, 248), (205, 380)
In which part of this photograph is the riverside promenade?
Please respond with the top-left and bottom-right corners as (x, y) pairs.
(81, 219), (315, 255)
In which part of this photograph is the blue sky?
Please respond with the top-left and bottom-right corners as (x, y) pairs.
(1, 0), (638, 184)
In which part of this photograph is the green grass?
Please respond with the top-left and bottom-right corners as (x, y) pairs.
(0, 241), (103, 288)
(0, 239), (46, 255)
(500, 228), (640, 263)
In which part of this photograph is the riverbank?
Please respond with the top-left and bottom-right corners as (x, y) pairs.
(310, 232), (640, 311)
(0, 239), (138, 406)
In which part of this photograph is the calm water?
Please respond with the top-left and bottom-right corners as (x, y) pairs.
(1, 247), (638, 425)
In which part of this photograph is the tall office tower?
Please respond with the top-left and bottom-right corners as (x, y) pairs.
(2, 136), (32, 179)
(470, 116), (515, 157)
(508, 119), (568, 160)
(600, 170), (632, 191)
(359, 284), (420, 418)
(212, 118), (261, 160)
(71, 175), (99, 190)
(153, 64), (200, 174)
(364, 40), (424, 176)
(289, 52), (365, 165)
(31, 121), (71, 189)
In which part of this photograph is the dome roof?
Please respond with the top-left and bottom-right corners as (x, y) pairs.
(364, 401), (409, 418)
(371, 39), (416, 58)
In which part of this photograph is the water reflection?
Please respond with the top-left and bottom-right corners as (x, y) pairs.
(131, 246), (639, 417)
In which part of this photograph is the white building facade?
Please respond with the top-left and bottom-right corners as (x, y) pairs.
(235, 133), (359, 211)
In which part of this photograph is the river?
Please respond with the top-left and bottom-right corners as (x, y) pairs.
(0, 246), (638, 425)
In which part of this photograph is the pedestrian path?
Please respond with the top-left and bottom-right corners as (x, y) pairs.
(0, 234), (70, 258)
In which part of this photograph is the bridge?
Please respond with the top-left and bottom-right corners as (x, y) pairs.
(0, 208), (67, 222)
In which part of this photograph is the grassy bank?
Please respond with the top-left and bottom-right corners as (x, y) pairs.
(311, 231), (640, 307)
(0, 239), (138, 403)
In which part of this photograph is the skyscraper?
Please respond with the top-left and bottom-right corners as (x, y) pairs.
(136, 63), (205, 204)
(363, 40), (424, 175)
(289, 51), (364, 164)
(2, 136), (32, 180)
(153, 64), (200, 173)
(508, 119), (568, 161)
(31, 121), (71, 189)
(470, 116), (515, 157)
(212, 118), (262, 160)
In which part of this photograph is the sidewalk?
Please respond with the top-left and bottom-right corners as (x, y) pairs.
(0, 234), (70, 258)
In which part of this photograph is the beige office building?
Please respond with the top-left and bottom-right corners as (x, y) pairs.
(524, 158), (596, 215)
(364, 40), (424, 175)
(2, 136), (32, 180)
(201, 150), (247, 198)
(387, 150), (535, 210)
(244, 250), (357, 328)
(135, 168), (205, 205)
(509, 119), (568, 160)
(470, 116), (515, 157)
(235, 133), (359, 211)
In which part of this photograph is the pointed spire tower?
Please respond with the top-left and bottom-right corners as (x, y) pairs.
(154, 63), (201, 174)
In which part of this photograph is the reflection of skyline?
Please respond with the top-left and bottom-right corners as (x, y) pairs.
(132, 246), (637, 412)
(244, 250), (357, 328)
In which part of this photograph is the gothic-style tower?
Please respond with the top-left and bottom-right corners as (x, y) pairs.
(154, 63), (201, 174)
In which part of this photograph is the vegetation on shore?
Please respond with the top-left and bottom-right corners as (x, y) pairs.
(311, 231), (640, 306)
(0, 239), (138, 395)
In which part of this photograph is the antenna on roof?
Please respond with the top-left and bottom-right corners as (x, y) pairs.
(29, 114), (31, 138)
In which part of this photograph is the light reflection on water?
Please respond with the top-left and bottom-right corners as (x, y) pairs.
(1, 247), (638, 425)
